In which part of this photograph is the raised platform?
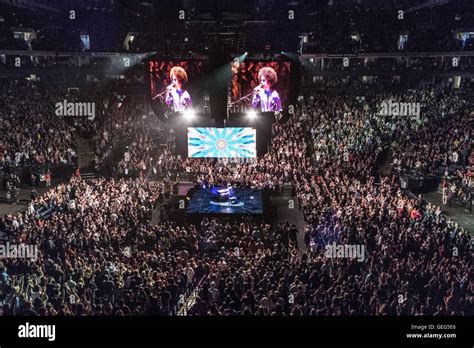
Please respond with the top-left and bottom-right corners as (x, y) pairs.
(187, 187), (263, 214)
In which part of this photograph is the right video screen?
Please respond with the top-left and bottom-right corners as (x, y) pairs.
(229, 60), (292, 113)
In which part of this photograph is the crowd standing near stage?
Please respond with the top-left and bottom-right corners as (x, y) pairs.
(94, 93), (159, 176)
(0, 77), (472, 316)
(392, 111), (472, 175)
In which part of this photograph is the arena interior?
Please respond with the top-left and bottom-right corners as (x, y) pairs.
(0, 0), (473, 345)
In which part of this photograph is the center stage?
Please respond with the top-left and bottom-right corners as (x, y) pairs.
(187, 187), (263, 214)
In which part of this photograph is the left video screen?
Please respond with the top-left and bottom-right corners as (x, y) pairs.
(149, 59), (207, 114)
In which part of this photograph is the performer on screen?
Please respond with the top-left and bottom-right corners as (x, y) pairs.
(251, 67), (282, 112)
(165, 66), (192, 112)
(210, 184), (238, 205)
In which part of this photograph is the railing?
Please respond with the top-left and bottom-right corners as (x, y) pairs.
(177, 274), (208, 316)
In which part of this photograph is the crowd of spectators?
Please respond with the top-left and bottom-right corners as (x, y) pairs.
(1, 1), (472, 56)
(93, 92), (169, 177)
(303, 57), (474, 72)
(392, 112), (472, 175)
(298, 174), (471, 315)
(0, 76), (472, 316)
(0, 176), (186, 315)
(0, 0), (472, 319)
(441, 168), (473, 211)
(300, 76), (403, 95)
(302, 3), (474, 54)
(0, 81), (78, 171)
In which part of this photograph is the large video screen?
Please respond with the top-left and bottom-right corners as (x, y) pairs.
(187, 127), (256, 158)
(229, 60), (291, 113)
(187, 187), (263, 214)
(149, 59), (207, 113)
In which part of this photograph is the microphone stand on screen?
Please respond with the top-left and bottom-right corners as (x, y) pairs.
(230, 84), (263, 107)
(152, 85), (174, 100)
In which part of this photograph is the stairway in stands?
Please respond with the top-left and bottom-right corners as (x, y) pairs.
(469, 148), (474, 167)
(177, 290), (197, 316)
(277, 182), (308, 254)
(76, 135), (97, 181)
(145, 166), (156, 181)
(281, 182), (294, 197)
(377, 148), (394, 178)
